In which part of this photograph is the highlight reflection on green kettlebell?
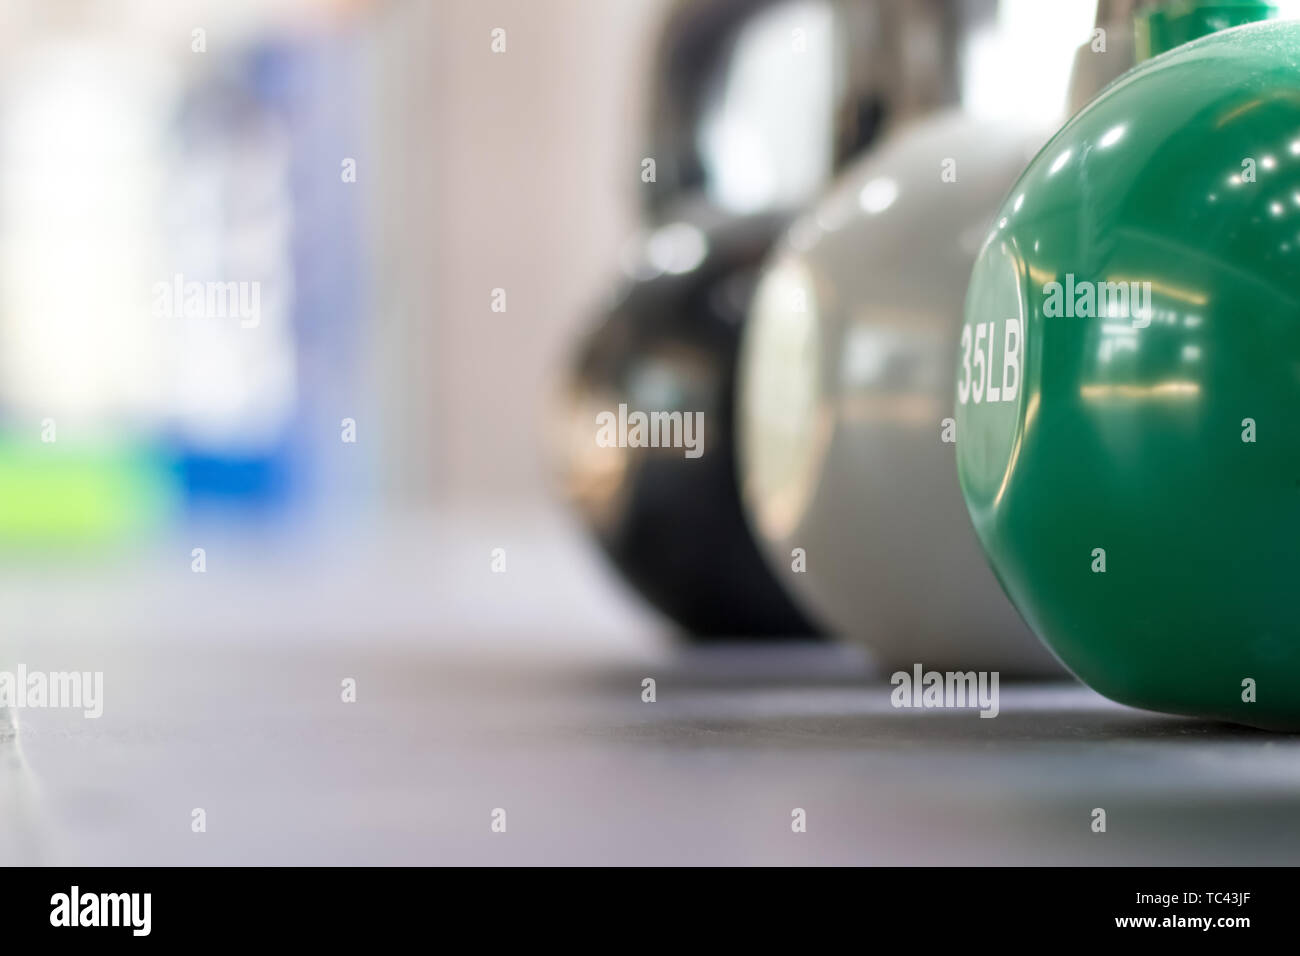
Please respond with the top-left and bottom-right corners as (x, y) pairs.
(957, 12), (1300, 730)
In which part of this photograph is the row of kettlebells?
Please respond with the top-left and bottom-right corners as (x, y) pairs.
(560, 0), (1300, 730)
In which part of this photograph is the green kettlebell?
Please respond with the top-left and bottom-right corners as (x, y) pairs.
(956, 8), (1300, 730)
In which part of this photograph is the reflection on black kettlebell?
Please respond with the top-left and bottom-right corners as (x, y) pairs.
(563, 203), (799, 634)
(559, 0), (994, 637)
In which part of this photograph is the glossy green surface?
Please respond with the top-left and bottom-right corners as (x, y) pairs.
(1135, 1), (1277, 59)
(956, 20), (1300, 730)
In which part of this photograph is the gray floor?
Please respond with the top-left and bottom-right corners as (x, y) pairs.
(3, 509), (1299, 865)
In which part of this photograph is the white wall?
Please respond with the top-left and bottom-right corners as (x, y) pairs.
(366, 0), (668, 507)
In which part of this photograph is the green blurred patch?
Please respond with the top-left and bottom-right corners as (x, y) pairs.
(0, 439), (175, 548)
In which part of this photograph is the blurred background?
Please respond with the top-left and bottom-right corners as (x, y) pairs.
(3, 0), (1300, 866)
(0, 0), (678, 661)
